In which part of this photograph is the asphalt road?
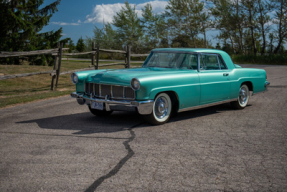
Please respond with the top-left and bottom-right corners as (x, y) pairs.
(0, 65), (287, 191)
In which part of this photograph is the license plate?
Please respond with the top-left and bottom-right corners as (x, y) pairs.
(91, 101), (103, 110)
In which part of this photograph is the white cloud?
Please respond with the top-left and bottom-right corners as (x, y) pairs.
(78, 20), (81, 23)
(85, 1), (168, 24)
(51, 21), (80, 26)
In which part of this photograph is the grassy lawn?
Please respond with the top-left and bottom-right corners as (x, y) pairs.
(0, 60), (143, 108)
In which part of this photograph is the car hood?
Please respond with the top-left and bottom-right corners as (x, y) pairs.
(86, 67), (196, 85)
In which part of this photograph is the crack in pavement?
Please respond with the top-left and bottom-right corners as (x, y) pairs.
(0, 131), (129, 140)
(84, 122), (143, 192)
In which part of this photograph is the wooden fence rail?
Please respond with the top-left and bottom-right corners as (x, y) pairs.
(0, 42), (150, 91)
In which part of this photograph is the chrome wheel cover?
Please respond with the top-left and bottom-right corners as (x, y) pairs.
(239, 86), (248, 106)
(154, 96), (169, 119)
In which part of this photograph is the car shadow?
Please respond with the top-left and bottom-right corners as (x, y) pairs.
(16, 103), (248, 134)
(17, 111), (145, 135)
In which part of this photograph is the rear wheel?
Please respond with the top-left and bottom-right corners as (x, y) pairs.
(144, 93), (172, 125)
(88, 106), (113, 116)
(231, 84), (250, 109)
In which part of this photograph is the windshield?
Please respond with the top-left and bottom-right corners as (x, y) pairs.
(142, 52), (198, 69)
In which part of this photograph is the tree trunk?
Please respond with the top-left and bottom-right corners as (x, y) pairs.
(249, 9), (257, 55)
(258, 0), (266, 55)
(274, 0), (283, 54)
(236, 0), (244, 54)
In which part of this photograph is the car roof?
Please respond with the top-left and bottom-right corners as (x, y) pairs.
(152, 48), (225, 54)
(151, 48), (235, 69)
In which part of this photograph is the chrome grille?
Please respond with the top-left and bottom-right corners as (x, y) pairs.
(101, 84), (111, 96)
(125, 87), (135, 99)
(85, 83), (93, 95)
(112, 86), (124, 98)
(94, 84), (100, 96)
(85, 83), (135, 100)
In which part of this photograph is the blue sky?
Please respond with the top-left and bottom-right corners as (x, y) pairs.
(42, 0), (171, 43)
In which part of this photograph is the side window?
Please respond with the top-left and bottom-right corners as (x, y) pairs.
(178, 54), (198, 69)
(218, 56), (227, 69)
(200, 54), (220, 70)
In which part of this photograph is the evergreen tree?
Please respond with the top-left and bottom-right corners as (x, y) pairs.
(0, 0), (63, 65)
(141, 3), (167, 51)
(93, 23), (120, 50)
(165, 0), (208, 48)
(67, 39), (75, 53)
(76, 37), (85, 52)
(112, 1), (143, 52)
(272, 0), (287, 54)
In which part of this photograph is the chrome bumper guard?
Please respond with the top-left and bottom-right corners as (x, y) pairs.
(71, 92), (154, 115)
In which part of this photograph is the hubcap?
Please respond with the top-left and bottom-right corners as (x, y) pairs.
(155, 97), (169, 119)
(239, 87), (248, 105)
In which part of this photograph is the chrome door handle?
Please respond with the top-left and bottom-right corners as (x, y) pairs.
(223, 73), (229, 76)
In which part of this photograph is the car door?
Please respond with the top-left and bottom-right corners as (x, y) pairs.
(198, 54), (231, 104)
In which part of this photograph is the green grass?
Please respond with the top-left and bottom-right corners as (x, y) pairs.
(0, 60), (142, 108)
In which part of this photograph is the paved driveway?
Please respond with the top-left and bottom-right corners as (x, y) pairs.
(0, 65), (286, 191)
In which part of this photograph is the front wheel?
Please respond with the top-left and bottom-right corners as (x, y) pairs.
(231, 84), (250, 109)
(144, 93), (172, 125)
(88, 106), (113, 116)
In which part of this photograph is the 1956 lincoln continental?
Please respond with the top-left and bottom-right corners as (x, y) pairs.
(71, 48), (270, 125)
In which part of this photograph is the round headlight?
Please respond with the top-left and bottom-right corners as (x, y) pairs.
(71, 73), (78, 84)
(131, 78), (140, 91)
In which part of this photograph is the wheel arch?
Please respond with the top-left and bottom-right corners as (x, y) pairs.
(241, 81), (253, 92)
(153, 90), (179, 115)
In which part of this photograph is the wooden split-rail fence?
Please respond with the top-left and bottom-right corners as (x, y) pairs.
(0, 42), (149, 90)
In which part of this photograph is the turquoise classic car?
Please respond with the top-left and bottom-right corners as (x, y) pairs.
(71, 48), (270, 125)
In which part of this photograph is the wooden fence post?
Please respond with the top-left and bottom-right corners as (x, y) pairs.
(91, 42), (95, 68)
(96, 43), (99, 70)
(55, 43), (63, 89)
(126, 45), (131, 68)
(50, 42), (59, 90)
(124, 46), (127, 68)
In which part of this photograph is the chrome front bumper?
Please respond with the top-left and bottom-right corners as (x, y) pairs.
(71, 92), (154, 115)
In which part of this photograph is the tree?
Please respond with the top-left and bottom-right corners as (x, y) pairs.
(0, 0), (62, 64)
(256, 0), (273, 55)
(211, 0), (236, 53)
(93, 23), (121, 50)
(165, 0), (210, 48)
(76, 37), (85, 52)
(272, 0), (287, 54)
(242, 0), (258, 55)
(141, 3), (167, 51)
(112, 1), (143, 52)
(67, 39), (75, 53)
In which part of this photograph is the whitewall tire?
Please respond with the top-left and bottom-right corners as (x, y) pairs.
(144, 93), (172, 125)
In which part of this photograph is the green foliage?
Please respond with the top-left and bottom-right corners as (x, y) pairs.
(141, 3), (167, 51)
(112, 1), (143, 52)
(165, 0), (210, 48)
(76, 37), (85, 52)
(93, 23), (121, 50)
(67, 39), (76, 53)
(0, 0), (62, 65)
(231, 54), (287, 64)
(81, 0), (286, 57)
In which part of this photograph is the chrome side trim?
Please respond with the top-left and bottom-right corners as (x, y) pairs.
(178, 98), (238, 113)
